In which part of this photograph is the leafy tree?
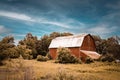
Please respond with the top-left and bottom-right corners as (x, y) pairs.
(16, 45), (32, 59)
(36, 32), (73, 56)
(7, 47), (20, 58)
(50, 32), (73, 39)
(0, 36), (15, 64)
(106, 37), (120, 59)
(19, 33), (38, 58)
(100, 53), (115, 62)
(93, 35), (120, 59)
(92, 35), (101, 42)
(96, 40), (108, 54)
(50, 32), (61, 39)
(36, 35), (51, 56)
(61, 32), (73, 36)
(92, 35), (107, 54)
(1, 36), (14, 44)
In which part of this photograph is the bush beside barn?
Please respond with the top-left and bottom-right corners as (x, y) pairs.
(49, 34), (101, 62)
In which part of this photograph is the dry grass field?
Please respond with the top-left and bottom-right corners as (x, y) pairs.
(0, 59), (120, 80)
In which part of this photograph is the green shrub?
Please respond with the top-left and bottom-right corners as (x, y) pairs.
(0, 52), (8, 65)
(85, 57), (94, 64)
(21, 49), (33, 60)
(0, 50), (9, 61)
(22, 54), (32, 60)
(46, 53), (52, 60)
(100, 54), (115, 62)
(37, 55), (48, 61)
(57, 47), (81, 63)
(8, 48), (20, 58)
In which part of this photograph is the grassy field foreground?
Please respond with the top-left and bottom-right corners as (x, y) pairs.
(0, 59), (120, 80)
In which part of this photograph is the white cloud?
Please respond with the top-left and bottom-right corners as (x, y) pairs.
(0, 10), (86, 29)
(40, 21), (70, 28)
(87, 24), (117, 37)
(0, 10), (35, 22)
(0, 10), (73, 28)
(69, 23), (118, 38)
(0, 25), (10, 34)
(13, 34), (26, 37)
(35, 15), (85, 29)
(63, 22), (117, 38)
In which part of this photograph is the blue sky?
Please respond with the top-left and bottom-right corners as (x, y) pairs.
(0, 0), (120, 44)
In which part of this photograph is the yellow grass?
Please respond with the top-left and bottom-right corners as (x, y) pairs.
(0, 59), (120, 80)
(24, 59), (120, 80)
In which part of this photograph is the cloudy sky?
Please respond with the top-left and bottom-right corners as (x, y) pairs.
(0, 0), (120, 43)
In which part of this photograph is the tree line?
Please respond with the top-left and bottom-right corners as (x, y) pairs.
(0, 32), (73, 64)
(0, 32), (120, 64)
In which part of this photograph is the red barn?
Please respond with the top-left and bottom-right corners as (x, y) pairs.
(49, 34), (100, 61)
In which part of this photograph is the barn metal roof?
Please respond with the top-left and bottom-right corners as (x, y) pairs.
(80, 50), (101, 59)
(49, 34), (88, 48)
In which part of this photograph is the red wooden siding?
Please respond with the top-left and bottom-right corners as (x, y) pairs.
(49, 47), (80, 59)
(49, 34), (100, 60)
(80, 51), (87, 62)
(69, 47), (80, 58)
(49, 48), (57, 59)
(81, 35), (96, 51)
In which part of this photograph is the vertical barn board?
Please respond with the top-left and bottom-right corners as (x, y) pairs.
(69, 47), (80, 58)
(49, 48), (57, 59)
(49, 47), (80, 59)
(80, 51), (87, 62)
(81, 35), (96, 51)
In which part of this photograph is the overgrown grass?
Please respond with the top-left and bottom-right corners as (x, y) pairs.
(0, 58), (35, 80)
(0, 59), (120, 80)
(37, 55), (48, 62)
(39, 68), (103, 80)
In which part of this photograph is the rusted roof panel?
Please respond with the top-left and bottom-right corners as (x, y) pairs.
(80, 50), (101, 59)
(49, 34), (88, 48)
